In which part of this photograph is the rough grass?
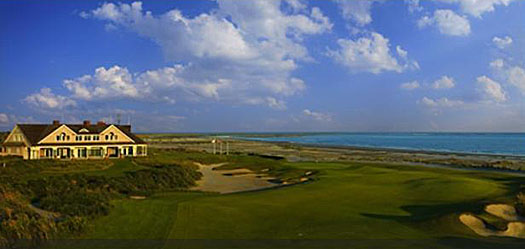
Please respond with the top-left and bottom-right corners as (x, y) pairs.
(79, 161), (524, 249)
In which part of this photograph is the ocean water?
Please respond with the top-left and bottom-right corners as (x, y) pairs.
(242, 133), (525, 156)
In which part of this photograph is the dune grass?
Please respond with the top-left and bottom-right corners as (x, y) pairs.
(79, 160), (524, 249)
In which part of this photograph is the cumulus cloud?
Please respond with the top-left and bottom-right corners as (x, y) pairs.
(56, 63), (304, 106)
(327, 32), (418, 74)
(405, 0), (422, 12)
(0, 113), (8, 124)
(333, 0), (380, 26)
(396, 45), (408, 59)
(418, 9), (470, 36)
(476, 76), (507, 102)
(438, 0), (515, 18)
(64, 66), (138, 100)
(432, 76), (455, 89)
(24, 88), (76, 109)
(400, 81), (420, 90)
(492, 36), (513, 49)
(39, 1), (333, 110)
(303, 109), (332, 121)
(490, 59), (504, 69)
(507, 66), (525, 93)
(490, 59), (525, 95)
(265, 97), (287, 110)
(285, 0), (307, 12)
(420, 97), (464, 108)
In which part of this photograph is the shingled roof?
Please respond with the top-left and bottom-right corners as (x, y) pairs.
(12, 123), (145, 146)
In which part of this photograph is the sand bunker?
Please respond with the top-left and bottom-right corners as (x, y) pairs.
(460, 210), (525, 239)
(485, 204), (522, 221)
(191, 162), (279, 194)
(129, 196), (147, 200)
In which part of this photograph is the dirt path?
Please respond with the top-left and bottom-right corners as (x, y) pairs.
(191, 162), (279, 194)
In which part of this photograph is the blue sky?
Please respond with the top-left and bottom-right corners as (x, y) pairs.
(1, 0), (524, 132)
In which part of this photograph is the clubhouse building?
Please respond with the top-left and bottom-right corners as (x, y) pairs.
(0, 120), (147, 160)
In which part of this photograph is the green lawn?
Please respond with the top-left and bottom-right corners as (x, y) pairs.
(76, 161), (524, 249)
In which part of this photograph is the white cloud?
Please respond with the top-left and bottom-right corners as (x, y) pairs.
(438, 0), (515, 18)
(333, 0), (384, 26)
(0, 113), (8, 124)
(490, 60), (525, 95)
(476, 76), (507, 102)
(400, 81), (420, 90)
(396, 45), (408, 59)
(327, 32), (418, 74)
(490, 59), (504, 69)
(420, 97), (464, 108)
(405, 0), (422, 12)
(60, 1), (333, 109)
(432, 76), (455, 89)
(0, 114), (38, 127)
(43, 62), (304, 110)
(507, 66), (525, 93)
(285, 0), (307, 12)
(265, 97), (287, 110)
(492, 36), (513, 49)
(24, 88), (76, 109)
(418, 9), (470, 36)
(64, 66), (138, 100)
(421, 97), (437, 107)
(303, 109), (332, 121)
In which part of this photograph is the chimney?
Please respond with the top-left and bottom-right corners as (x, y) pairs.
(52, 120), (60, 125)
(97, 121), (106, 126)
(83, 120), (91, 126)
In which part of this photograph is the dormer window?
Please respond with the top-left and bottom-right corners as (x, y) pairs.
(57, 132), (67, 141)
(106, 132), (116, 141)
(79, 128), (89, 133)
(75, 136), (82, 141)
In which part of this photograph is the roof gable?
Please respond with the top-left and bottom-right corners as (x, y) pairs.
(16, 124), (57, 145)
(3, 125), (30, 146)
(37, 124), (78, 144)
(7, 123), (145, 146)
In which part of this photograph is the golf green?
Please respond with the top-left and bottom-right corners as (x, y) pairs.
(82, 162), (524, 248)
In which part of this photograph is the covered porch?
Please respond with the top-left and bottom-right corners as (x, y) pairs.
(34, 144), (147, 160)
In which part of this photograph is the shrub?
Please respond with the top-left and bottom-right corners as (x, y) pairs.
(516, 192), (525, 216)
(57, 216), (88, 236)
(0, 185), (57, 248)
(3, 160), (202, 246)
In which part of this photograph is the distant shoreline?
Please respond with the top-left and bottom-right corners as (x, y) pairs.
(141, 132), (525, 159)
(238, 138), (525, 160)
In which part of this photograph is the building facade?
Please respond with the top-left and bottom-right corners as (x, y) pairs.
(1, 120), (147, 160)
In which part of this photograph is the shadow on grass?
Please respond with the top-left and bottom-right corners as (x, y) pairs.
(361, 197), (524, 248)
(35, 238), (524, 249)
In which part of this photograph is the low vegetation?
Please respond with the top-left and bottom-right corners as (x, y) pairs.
(1, 144), (524, 248)
(517, 192), (525, 216)
(0, 150), (202, 248)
